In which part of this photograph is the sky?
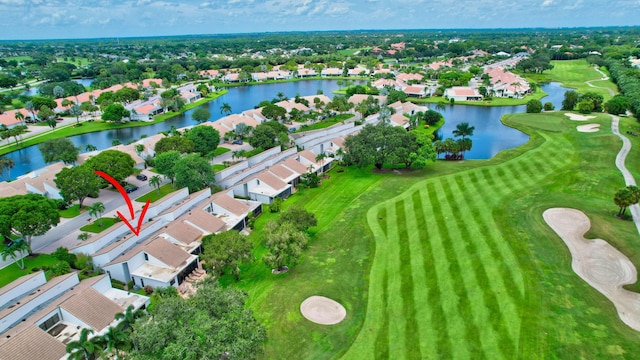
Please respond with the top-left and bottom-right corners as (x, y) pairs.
(0, 0), (638, 40)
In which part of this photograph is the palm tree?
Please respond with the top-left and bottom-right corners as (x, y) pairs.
(14, 112), (25, 126)
(24, 101), (36, 122)
(69, 105), (83, 125)
(100, 326), (129, 360)
(453, 122), (475, 140)
(512, 81), (521, 98)
(220, 102), (232, 115)
(149, 175), (162, 194)
(85, 144), (97, 152)
(88, 202), (105, 227)
(115, 305), (141, 331)
(315, 153), (328, 175)
(77, 232), (91, 241)
(436, 101), (447, 112)
(1, 240), (30, 270)
(276, 92), (286, 101)
(66, 328), (101, 360)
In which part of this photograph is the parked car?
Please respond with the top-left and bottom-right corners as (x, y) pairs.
(232, 139), (243, 145)
(136, 174), (148, 181)
(125, 185), (138, 193)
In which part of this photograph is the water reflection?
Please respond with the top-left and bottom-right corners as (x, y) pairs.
(4, 81), (567, 180)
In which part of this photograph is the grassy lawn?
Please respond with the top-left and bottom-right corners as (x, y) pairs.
(542, 59), (616, 100)
(338, 47), (373, 56)
(59, 204), (89, 218)
(232, 109), (640, 358)
(135, 183), (178, 203)
(214, 146), (231, 156)
(295, 114), (355, 133)
(411, 86), (547, 107)
(0, 254), (60, 288)
(212, 164), (227, 172)
(79, 217), (118, 233)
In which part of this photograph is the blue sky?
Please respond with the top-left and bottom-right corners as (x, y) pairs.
(0, 0), (638, 40)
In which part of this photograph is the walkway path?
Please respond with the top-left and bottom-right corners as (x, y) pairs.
(584, 65), (639, 233)
(610, 114), (640, 235)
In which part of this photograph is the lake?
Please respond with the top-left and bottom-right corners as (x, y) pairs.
(3, 81), (568, 180)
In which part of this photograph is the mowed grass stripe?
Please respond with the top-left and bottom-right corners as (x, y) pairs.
(438, 177), (508, 358)
(411, 190), (440, 359)
(384, 202), (409, 357)
(374, 267), (390, 360)
(464, 168), (526, 297)
(395, 200), (423, 359)
(449, 175), (520, 356)
(431, 181), (482, 355)
(425, 182), (469, 358)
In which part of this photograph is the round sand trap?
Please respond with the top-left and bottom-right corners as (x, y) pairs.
(565, 112), (596, 121)
(543, 208), (640, 331)
(577, 123), (600, 132)
(300, 296), (346, 325)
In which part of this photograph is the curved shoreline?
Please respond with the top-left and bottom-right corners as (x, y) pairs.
(0, 90), (228, 157)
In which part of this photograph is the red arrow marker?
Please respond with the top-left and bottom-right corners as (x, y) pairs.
(94, 170), (150, 236)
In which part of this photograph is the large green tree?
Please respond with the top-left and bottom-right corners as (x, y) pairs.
(154, 135), (195, 155)
(185, 125), (220, 157)
(54, 164), (102, 208)
(262, 221), (309, 272)
(191, 108), (211, 124)
(247, 123), (278, 150)
(0, 194), (60, 254)
(38, 138), (79, 165)
(101, 103), (130, 122)
(85, 149), (136, 184)
(279, 205), (317, 231)
(154, 150), (181, 184)
(562, 90), (579, 110)
(173, 153), (215, 193)
(343, 123), (409, 170)
(201, 231), (252, 280)
(130, 279), (266, 359)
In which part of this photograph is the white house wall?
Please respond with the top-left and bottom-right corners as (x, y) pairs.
(0, 272), (46, 308)
(143, 187), (190, 219)
(0, 274), (79, 334)
(59, 308), (92, 330)
(71, 224), (131, 255)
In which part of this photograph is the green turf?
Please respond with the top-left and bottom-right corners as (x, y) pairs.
(79, 217), (118, 233)
(234, 109), (640, 359)
(295, 114), (355, 132)
(0, 254), (60, 287)
(543, 59), (616, 100)
(135, 183), (177, 203)
(214, 146), (231, 156)
(59, 204), (89, 218)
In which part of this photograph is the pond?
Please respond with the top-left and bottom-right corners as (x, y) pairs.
(3, 81), (568, 180)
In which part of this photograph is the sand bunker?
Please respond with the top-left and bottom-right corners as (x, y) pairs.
(577, 123), (600, 133)
(565, 112), (596, 121)
(300, 296), (346, 325)
(543, 208), (640, 331)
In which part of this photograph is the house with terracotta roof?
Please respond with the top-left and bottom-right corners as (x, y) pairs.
(0, 271), (149, 360)
(348, 94), (388, 106)
(321, 67), (342, 77)
(275, 99), (310, 113)
(484, 66), (530, 98)
(0, 109), (31, 127)
(396, 73), (424, 82)
(199, 69), (220, 79)
(390, 112), (410, 129)
(348, 66), (369, 77)
(296, 68), (317, 78)
(445, 87), (483, 101)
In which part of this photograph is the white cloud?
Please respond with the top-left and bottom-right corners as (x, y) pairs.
(541, 0), (553, 6)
